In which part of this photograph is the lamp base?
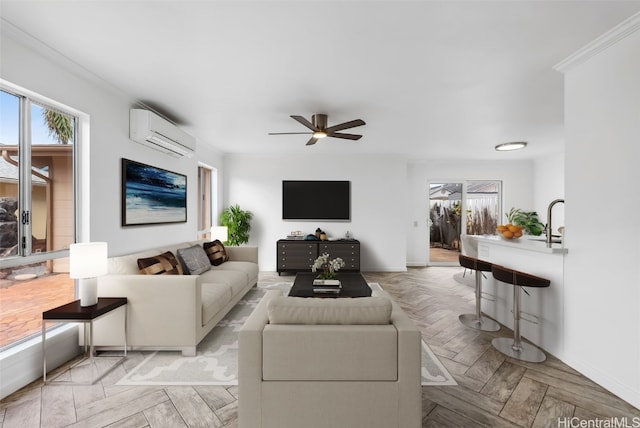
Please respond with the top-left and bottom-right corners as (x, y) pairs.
(79, 277), (98, 307)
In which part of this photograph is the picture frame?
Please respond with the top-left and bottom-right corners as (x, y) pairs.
(121, 158), (187, 226)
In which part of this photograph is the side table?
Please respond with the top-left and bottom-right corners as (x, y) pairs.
(42, 297), (127, 385)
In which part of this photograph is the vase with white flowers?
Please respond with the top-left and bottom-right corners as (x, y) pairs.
(311, 253), (345, 280)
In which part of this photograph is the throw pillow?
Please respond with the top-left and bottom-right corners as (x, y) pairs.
(176, 245), (211, 275)
(137, 251), (184, 275)
(203, 239), (228, 266)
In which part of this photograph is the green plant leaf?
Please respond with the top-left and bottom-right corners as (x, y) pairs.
(505, 207), (544, 236)
(220, 204), (253, 245)
(42, 109), (73, 144)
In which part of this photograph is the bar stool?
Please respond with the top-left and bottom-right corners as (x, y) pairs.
(491, 264), (550, 363)
(458, 255), (500, 332)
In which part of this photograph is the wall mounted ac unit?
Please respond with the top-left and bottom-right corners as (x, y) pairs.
(129, 109), (196, 158)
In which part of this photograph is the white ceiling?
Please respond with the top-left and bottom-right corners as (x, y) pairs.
(2, 0), (640, 160)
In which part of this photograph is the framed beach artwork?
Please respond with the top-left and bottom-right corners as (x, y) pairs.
(121, 158), (187, 226)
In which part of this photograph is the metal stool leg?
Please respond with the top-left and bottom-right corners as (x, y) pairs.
(459, 269), (500, 332)
(492, 285), (546, 362)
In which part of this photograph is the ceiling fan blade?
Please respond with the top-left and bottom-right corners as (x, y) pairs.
(328, 132), (362, 140)
(290, 115), (317, 131)
(325, 119), (366, 133)
(306, 137), (318, 146)
(268, 132), (312, 135)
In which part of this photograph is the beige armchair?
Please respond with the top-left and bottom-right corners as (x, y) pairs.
(238, 290), (422, 428)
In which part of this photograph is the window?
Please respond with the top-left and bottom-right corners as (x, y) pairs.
(465, 181), (501, 235)
(0, 83), (77, 350)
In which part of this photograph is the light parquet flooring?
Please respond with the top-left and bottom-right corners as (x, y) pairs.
(1, 267), (638, 427)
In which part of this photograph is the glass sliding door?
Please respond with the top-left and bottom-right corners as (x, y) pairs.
(0, 85), (77, 350)
(465, 181), (500, 236)
(428, 180), (501, 265)
(429, 182), (463, 264)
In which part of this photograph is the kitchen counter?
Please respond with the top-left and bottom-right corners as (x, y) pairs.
(473, 235), (568, 254)
(470, 235), (567, 358)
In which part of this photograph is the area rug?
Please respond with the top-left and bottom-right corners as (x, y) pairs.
(117, 283), (456, 386)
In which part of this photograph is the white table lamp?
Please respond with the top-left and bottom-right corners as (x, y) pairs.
(69, 242), (108, 306)
(211, 226), (228, 242)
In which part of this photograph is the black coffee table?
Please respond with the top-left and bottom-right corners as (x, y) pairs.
(289, 272), (372, 298)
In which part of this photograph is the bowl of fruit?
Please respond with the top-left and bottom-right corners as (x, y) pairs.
(496, 224), (523, 239)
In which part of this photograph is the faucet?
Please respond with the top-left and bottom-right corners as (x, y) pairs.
(545, 199), (565, 246)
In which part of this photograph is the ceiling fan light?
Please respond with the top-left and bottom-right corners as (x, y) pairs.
(313, 131), (327, 139)
(495, 141), (527, 151)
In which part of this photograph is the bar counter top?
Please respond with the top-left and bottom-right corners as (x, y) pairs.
(472, 235), (568, 254)
(470, 234), (567, 358)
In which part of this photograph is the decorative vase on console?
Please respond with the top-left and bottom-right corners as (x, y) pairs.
(312, 253), (345, 280)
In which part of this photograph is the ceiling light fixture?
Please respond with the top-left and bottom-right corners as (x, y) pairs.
(313, 131), (327, 139)
(495, 142), (527, 151)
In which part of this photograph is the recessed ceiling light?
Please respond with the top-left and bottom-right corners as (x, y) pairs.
(495, 142), (527, 151)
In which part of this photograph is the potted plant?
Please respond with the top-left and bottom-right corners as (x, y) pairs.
(311, 253), (345, 280)
(220, 204), (253, 245)
(505, 207), (545, 236)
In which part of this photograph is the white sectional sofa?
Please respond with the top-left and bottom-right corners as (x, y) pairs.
(93, 240), (258, 356)
(239, 289), (422, 428)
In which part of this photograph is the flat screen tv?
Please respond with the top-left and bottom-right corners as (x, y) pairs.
(282, 180), (350, 221)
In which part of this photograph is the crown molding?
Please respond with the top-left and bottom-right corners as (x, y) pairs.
(554, 11), (640, 73)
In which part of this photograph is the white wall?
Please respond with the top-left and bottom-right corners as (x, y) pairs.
(1, 27), (225, 255)
(0, 25), (224, 399)
(406, 159), (535, 266)
(533, 152), (565, 230)
(223, 154), (408, 272)
(559, 16), (640, 409)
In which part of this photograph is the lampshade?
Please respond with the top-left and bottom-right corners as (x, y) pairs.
(69, 242), (108, 307)
(211, 226), (228, 242)
(69, 242), (108, 279)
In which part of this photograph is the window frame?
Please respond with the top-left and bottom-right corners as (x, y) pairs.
(196, 162), (218, 240)
(0, 81), (79, 269)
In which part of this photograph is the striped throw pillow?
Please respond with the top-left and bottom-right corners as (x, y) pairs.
(137, 251), (184, 275)
(203, 240), (228, 266)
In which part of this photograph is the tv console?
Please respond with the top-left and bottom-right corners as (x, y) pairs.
(277, 239), (360, 275)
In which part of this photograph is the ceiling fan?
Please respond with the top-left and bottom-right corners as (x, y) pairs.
(269, 114), (366, 146)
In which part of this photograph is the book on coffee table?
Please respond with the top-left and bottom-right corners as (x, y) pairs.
(312, 286), (342, 294)
(312, 279), (341, 286)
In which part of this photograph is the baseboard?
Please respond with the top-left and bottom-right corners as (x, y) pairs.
(361, 266), (408, 272)
(0, 325), (81, 400)
(562, 354), (640, 410)
(406, 262), (427, 267)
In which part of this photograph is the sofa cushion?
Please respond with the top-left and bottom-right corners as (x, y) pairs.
(210, 261), (258, 284)
(176, 245), (211, 275)
(201, 282), (233, 326)
(267, 296), (392, 325)
(263, 324), (398, 381)
(203, 240), (228, 266)
(137, 251), (184, 275)
(200, 269), (249, 297)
